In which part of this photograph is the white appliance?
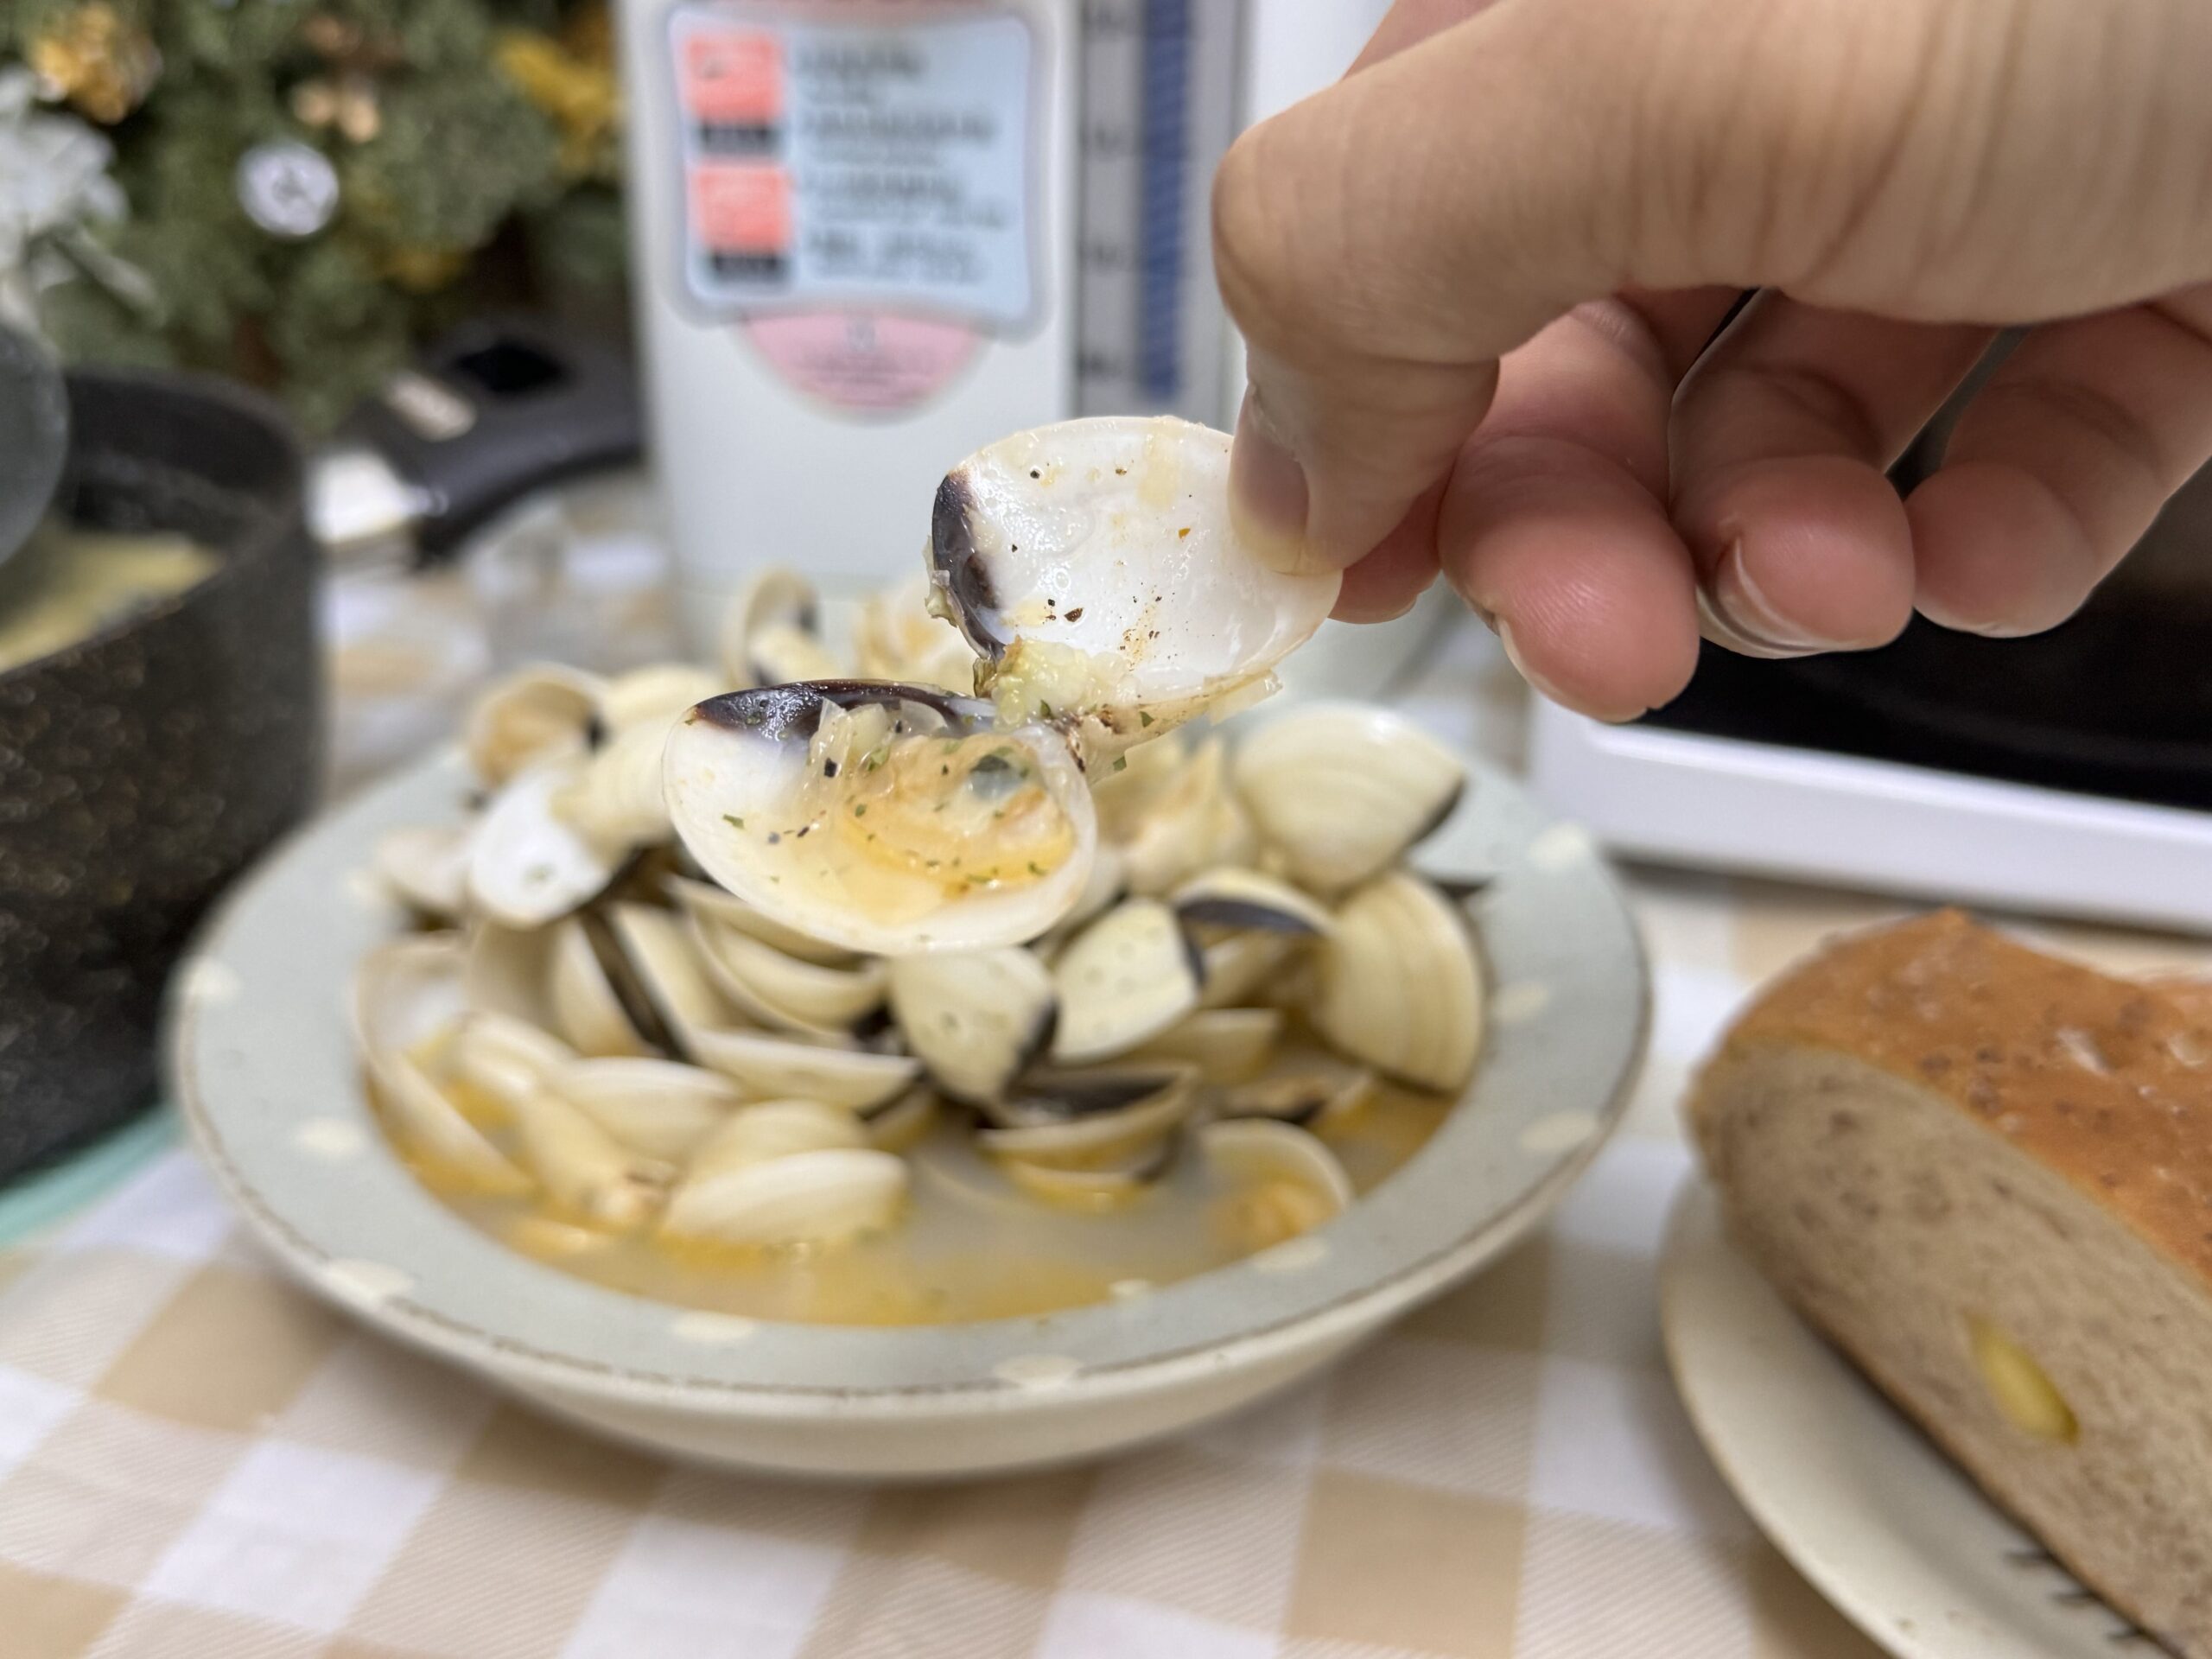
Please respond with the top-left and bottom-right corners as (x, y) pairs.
(617, 0), (1428, 683)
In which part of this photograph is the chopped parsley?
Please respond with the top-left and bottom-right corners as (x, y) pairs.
(722, 814), (745, 830)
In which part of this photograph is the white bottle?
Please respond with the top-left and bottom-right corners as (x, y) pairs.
(620, 0), (1079, 647)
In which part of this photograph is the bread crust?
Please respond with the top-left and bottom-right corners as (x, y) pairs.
(1700, 909), (2212, 1287)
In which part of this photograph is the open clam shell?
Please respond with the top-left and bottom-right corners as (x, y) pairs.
(352, 935), (531, 1193)
(1311, 870), (1485, 1094)
(685, 910), (887, 1035)
(1193, 929), (1303, 1011)
(720, 568), (842, 690)
(1171, 867), (1332, 937)
(1133, 1007), (1284, 1084)
(976, 1064), (1198, 1167)
(855, 575), (977, 693)
(664, 1142), (907, 1248)
(1049, 899), (1204, 1065)
(507, 1086), (672, 1229)
(467, 758), (629, 929)
(548, 914), (656, 1058)
(465, 664), (602, 788)
(1198, 1117), (1354, 1249)
(885, 946), (1056, 1105)
(685, 1026), (920, 1113)
(598, 664), (725, 734)
(1232, 705), (1467, 894)
(1118, 737), (1259, 897)
(664, 680), (1099, 956)
(927, 416), (1339, 746)
(1210, 1053), (1376, 1125)
(601, 901), (738, 1055)
(548, 1057), (741, 1160)
(665, 874), (857, 967)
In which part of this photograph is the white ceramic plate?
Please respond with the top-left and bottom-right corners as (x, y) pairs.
(170, 720), (1647, 1478)
(1660, 1180), (2159, 1658)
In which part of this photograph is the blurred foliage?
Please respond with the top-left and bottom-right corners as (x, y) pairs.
(2, 0), (626, 432)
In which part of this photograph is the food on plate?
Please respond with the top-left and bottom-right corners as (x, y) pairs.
(1690, 911), (2212, 1656)
(353, 418), (1487, 1325)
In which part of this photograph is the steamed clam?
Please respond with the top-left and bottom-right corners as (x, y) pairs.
(349, 417), (1500, 1316)
(664, 682), (1099, 956)
(929, 416), (1340, 744)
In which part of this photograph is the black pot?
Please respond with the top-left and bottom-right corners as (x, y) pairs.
(0, 371), (321, 1176)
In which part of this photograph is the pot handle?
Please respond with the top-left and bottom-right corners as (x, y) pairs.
(319, 315), (641, 565)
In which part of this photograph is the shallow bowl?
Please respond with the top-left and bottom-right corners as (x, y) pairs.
(170, 713), (1644, 1478)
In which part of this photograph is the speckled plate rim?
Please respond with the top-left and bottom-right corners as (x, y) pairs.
(1660, 1179), (2150, 1659)
(170, 711), (1648, 1414)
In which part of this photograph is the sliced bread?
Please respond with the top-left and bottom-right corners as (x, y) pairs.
(1689, 910), (2212, 1655)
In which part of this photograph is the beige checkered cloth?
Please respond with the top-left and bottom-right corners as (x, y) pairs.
(4, 553), (2198, 1658)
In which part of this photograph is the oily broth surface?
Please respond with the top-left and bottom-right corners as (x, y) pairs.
(400, 1085), (1452, 1326)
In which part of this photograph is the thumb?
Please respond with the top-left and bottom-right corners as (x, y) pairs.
(1211, 0), (1946, 573)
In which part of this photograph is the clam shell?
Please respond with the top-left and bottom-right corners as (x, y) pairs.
(1119, 740), (1258, 897)
(686, 1026), (919, 1112)
(1000, 1135), (1175, 1211)
(686, 910), (887, 1034)
(508, 1086), (672, 1229)
(977, 1064), (1198, 1167)
(862, 1086), (939, 1154)
(1170, 868), (1332, 937)
(1231, 705), (1466, 894)
(549, 1057), (741, 1159)
(372, 823), (474, 921)
(928, 416), (1338, 746)
(1211, 1055), (1376, 1125)
(886, 946), (1056, 1104)
(1311, 871), (1484, 1094)
(352, 935), (530, 1193)
(1195, 931), (1303, 1011)
(720, 568), (835, 689)
(1198, 1117), (1354, 1235)
(601, 901), (739, 1053)
(450, 1010), (577, 1102)
(1133, 1007), (1284, 1084)
(665, 874), (857, 967)
(464, 664), (601, 787)
(1049, 899), (1203, 1065)
(548, 915), (653, 1057)
(598, 664), (725, 733)
(663, 681), (1100, 956)
(686, 1098), (867, 1180)
(855, 576), (976, 692)
(467, 758), (626, 928)
(663, 1146), (907, 1247)
(551, 717), (674, 852)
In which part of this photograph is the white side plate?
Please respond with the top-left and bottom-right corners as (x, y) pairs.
(1660, 1180), (2158, 1659)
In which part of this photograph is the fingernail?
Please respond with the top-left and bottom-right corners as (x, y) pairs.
(1707, 540), (1851, 654)
(1229, 390), (1316, 574)
(1916, 597), (2035, 639)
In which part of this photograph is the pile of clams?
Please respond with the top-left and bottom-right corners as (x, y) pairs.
(356, 418), (1487, 1263)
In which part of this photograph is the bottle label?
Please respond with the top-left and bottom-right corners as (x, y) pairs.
(666, 4), (1041, 344)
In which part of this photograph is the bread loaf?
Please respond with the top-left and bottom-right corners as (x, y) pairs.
(1689, 910), (2212, 1655)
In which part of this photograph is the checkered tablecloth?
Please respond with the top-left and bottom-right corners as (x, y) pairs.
(4, 546), (2205, 1659)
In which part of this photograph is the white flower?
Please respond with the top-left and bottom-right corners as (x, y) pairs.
(0, 67), (145, 334)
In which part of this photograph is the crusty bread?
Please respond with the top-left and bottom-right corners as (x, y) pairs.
(1689, 910), (2212, 1655)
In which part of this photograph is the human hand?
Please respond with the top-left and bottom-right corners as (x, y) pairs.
(1212, 0), (2212, 718)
